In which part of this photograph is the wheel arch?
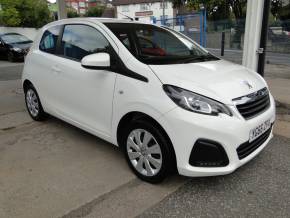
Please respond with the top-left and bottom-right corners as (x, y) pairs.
(23, 79), (33, 92)
(116, 111), (177, 169)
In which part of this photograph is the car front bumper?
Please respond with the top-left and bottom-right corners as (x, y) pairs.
(12, 51), (26, 60)
(158, 94), (276, 177)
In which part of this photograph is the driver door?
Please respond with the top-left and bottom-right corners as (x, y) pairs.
(53, 24), (117, 137)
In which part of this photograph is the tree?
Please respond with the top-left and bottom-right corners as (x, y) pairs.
(0, 7), (21, 26)
(0, 0), (53, 28)
(228, 0), (247, 49)
(84, 6), (105, 17)
(67, 8), (79, 18)
(271, 0), (282, 19)
(171, 0), (246, 48)
(278, 2), (290, 31)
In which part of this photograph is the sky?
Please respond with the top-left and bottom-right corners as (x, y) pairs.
(48, 0), (56, 3)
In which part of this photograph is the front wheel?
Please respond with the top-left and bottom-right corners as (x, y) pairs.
(122, 119), (175, 183)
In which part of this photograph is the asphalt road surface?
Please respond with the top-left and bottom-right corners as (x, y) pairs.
(139, 136), (290, 218)
(0, 61), (23, 81)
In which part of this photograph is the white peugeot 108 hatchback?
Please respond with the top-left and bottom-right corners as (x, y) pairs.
(22, 18), (275, 183)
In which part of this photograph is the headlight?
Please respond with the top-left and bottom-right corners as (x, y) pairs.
(12, 47), (22, 52)
(163, 85), (232, 116)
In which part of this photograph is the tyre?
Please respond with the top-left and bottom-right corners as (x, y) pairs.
(121, 119), (175, 183)
(24, 85), (47, 121)
(7, 52), (15, 62)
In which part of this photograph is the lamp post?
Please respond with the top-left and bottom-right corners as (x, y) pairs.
(57, 0), (67, 19)
(257, 0), (271, 76)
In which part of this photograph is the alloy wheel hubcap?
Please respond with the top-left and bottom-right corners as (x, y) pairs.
(26, 89), (39, 117)
(126, 129), (162, 177)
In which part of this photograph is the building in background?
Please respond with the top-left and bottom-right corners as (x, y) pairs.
(65, 0), (108, 15)
(113, 0), (174, 23)
(65, 0), (86, 14)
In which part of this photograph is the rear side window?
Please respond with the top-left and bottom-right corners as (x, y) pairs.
(39, 25), (61, 54)
(60, 24), (110, 61)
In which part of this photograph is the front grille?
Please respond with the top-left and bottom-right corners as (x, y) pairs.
(237, 126), (272, 160)
(233, 87), (270, 120)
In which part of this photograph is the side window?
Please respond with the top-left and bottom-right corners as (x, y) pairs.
(111, 31), (132, 51)
(39, 26), (61, 54)
(60, 24), (110, 61)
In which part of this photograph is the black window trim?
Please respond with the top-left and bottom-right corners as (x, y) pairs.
(39, 25), (62, 55)
(39, 23), (148, 83)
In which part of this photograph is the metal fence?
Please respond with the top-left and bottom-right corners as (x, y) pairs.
(154, 15), (290, 54)
(267, 19), (290, 53)
(153, 12), (207, 47)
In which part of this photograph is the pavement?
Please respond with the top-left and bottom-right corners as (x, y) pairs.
(0, 60), (289, 218)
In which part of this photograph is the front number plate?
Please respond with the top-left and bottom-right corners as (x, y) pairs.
(249, 119), (271, 142)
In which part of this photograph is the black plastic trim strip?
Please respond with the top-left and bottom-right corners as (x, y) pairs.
(111, 55), (149, 83)
(81, 65), (111, 71)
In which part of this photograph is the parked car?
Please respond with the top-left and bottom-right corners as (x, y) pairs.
(0, 33), (33, 62)
(22, 18), (275, 183)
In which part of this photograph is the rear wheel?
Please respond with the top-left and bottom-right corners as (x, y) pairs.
(122, 119), (174, 183)
(24, 85), (46, 121)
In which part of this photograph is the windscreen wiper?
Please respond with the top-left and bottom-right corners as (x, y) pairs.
(182, 54), (219, 63)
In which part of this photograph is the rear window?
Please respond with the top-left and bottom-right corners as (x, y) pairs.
(2, 34), (31, 44)
(39, 25), (61, 54)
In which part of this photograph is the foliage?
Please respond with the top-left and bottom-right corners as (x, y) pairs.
(67, 8), (79, 18)
(84, 6), (105, 17)
(0, 7), (21, 26)
(279, 2), (290, 20)
(271, 0), (282, 18)
(171, 0), (246, 48)
(171, 0), (290, 44)
(171, 0), (288, 21)
(278, 3), (290, 31)
(0, 0), (53, 28)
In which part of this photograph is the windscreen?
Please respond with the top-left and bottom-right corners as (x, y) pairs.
(104, 23), (219, 65)
(2, 34), (31, 44)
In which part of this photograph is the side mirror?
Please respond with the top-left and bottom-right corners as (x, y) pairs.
(81, 52), (110, 70)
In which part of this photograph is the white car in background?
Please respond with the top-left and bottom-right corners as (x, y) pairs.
(22, 18), (275, 183)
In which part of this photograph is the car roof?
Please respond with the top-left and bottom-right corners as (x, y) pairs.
(44, 17), (150, 28)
